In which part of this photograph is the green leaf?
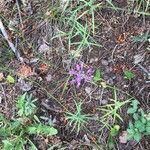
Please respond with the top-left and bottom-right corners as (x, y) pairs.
(127, 129), (134, 140)
(6, 75), (15, 84)
(0, 128), (10, 137)
(127, 100), (140, 114)
(133, 132), (141, 142)
(135, 120), (145, 132)
(133, 33), (150, 42)
(16, 93), (37, 117)
(108, 136), (115, 149)
(127, 108), (137, 114)
(123, 70), (135, 80)
(26, 124), (58, 136)
(133, 113), (139, 120)
(93, 69), (102, 82)
(145, 126), (150, 133)
(2, 140), (14, 150)
(132, 100), (140, 107)
(141, 117), (147, 124)
(110, 125), (120, 137)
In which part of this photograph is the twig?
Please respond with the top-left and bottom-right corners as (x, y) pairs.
(16, 0), (23, 28)
(137, 64), (149, 74)
(111, 45), (118, 64)
(0, 19), (23, 62)
(41, 101), (64, 113)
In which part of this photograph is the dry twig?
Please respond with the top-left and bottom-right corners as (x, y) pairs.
(0, 19), (23, 62)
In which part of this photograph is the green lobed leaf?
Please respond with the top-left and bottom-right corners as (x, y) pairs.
(6, 75), (15, 84)
(127, 100), (140, 114)
(2, 140), (14, 150)
(26, 124), (58, 136)
(133, 132), (142, 142)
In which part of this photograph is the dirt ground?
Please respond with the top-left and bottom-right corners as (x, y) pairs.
(0, 0), (150, 150)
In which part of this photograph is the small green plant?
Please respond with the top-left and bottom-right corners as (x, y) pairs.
(134, 0), (150, 16)
(133, 33), (150, 43)
(110, 125), (120, 137)
(97, 87), (131, 124)
(123, 70), (135, 80)
(6, 75), (15, 84)
(0, 93), (58, 150)
(16, 93), (37, 117)
(127, 100), (150, 142)
(93, 69), (102, 83)
(108, 125), (120, 149)
(65, 100), (92, 134)
(54, 0), (102, 59)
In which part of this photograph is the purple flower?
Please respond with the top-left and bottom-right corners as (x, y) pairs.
(69, 62), (94, 88)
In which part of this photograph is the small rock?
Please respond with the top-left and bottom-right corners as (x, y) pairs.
(85, 87), (92, 95)
(101, 99), (108, 105)
(90, 58), (98, 63)
(119, 131), (128, 144)
(45, 74), (52, 82)
(38, 43), (51, 54)
(134, 54), (145, 64)
(105, 67), (113, 73)
(30, 58), (39, 63)
(0, 72), (4, 81)
(101, 59), (109, 66)
(8, 19), (19, 31)
(17, 78), (32, 91)
(0, 96), (2, 103)
(83, 134), (91, 144)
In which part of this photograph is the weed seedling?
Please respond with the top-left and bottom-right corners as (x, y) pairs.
(127, 100), (150, 142)
(53, 0), (102, 59)
(108, 125), (120, 149)
(93, 69), (102, 83)
(0, 93), (58, 150)
(65, 100), (92, 134)
(123, 70), (135, 80)
(98, 87), (131, 124)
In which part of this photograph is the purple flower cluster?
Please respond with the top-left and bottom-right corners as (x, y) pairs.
(69, 62), (94, 88)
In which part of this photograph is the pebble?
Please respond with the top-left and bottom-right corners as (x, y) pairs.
(101, 59), (109, 66)
(45, 74), (52, 82)
(17, 78), (32, 91)
(90, 57), (98, 63)
(101, 99), (108, 105)
(85, 87), (92, 95)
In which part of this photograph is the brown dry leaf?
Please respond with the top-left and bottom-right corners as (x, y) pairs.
(116, 33), (126, 44)
(39, 63), (49, 74)
(0, 72), (4, 81)
(17, 64), (33, 78)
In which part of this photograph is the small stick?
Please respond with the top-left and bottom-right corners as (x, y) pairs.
(0, 19), (23, 62)
(16, 0), (23, 28)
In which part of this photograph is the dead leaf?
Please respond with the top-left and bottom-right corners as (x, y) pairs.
(116, 33), (126, 44)
(0, 72), (4, 81)
(134, 54), (145, 64)
(17, 64), (33, 78)
(119, 131), (128, 144)
(39, 63), (49, 74)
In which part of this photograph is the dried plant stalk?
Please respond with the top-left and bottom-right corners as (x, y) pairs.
(0, 19), (23, 62)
